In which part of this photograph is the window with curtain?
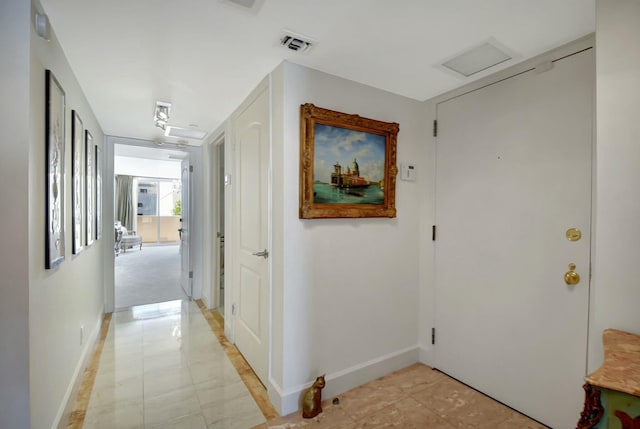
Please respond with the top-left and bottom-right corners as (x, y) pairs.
(115, 175), (134, 231)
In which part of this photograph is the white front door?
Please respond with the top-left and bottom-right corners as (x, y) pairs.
(434, 48), (593, 429)
(180, 157), (192, 298)
(233, 87), (269, 384)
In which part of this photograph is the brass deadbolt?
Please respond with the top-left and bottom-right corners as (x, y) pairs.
(566, 228), (582, 242)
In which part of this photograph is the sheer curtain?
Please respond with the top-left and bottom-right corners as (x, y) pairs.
(115, 175), (134, 231)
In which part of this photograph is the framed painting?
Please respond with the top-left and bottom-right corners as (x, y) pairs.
(45, 70), (66, 269)
(299, 103), (399, 219)
(71, 110), (84, 254)
(95, 144), (102, 240)
(85, 130), (94, 246)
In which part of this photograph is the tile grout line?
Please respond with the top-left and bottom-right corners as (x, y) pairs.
(66, 312), (113, 429)
(195, 299), (279, 421)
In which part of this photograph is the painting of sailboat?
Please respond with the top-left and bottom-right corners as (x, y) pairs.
(299, 103), (399, 219)
(313, 123), (385, 205)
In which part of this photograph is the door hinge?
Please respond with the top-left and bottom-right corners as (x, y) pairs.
(432, 225), (436, 241)
(189, 165), (194, 173)
(433, 120), (438, 137)
(232, 303), (236, 316)
(189, 271), (193, 279)
(432, 327), (436, 345)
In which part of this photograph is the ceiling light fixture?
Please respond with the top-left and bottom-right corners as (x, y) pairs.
(154, 101), (172, 130)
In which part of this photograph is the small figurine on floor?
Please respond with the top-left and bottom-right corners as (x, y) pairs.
(302, 375), (326, 418)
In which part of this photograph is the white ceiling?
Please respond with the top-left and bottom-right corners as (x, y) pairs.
(40, 0), (595, 146)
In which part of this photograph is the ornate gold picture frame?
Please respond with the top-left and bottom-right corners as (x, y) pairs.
(299, 104), (399, 219)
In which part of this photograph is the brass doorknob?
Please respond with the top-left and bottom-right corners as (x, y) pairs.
(564, 263), (580, 285)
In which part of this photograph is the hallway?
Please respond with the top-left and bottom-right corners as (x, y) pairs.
(71, 298), (550, 428)
(74, 300), (269, 428)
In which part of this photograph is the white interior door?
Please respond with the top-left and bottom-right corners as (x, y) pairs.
(233, 87), (269, 384)
(180, 158), (192, 298)
(434, 49), (593, 429)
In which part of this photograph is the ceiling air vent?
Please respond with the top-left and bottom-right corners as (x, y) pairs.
(165, 126), (208, 141)
(441, 41), (513, 77)
(280, 30), (315, 54)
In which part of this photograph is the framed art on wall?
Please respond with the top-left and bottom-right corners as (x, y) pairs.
(299, 103), (399, 219)
(71, 110), (84, 254)
(85, 130), (94, 246)
(95, 144), (102, 240)
(45, 70), (66, 269)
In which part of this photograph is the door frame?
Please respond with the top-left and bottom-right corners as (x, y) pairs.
(421, 34), (596, 364)
(226, 76), (272, 373)
(104, 136), (196, 313)
(433, 47), (594, 426)
(208, 133), (226, 312)
(180, 156), (193, 298)
(426, 36), (596, 426)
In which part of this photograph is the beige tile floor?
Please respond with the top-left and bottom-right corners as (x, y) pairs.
(82, 300), (266, 429)
(258, 364), (549, 429)
(78, 299), (549, 429)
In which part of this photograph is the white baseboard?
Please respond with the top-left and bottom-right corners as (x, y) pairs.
(267, 378), (286, 415)
(53, 312), (103, 429)
(270, 345), (420, 416)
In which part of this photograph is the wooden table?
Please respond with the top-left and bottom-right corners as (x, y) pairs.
(577, 329), (640, 428)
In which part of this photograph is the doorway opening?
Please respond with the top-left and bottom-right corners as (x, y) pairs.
(113, 143), (189, 310)
(214, 139), (225, 316)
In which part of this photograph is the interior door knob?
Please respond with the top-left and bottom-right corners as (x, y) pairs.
(564, 263), (580, 285)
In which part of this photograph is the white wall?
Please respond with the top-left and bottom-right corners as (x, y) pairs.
(590, 0), (640, 371)
(104, 139), (116, 313)
(0, 1), (31, 428)
(417, 102), (436, 363)
(270, 62), (427, 413)
(29, 1), (106, 427)
(270, 65), (285, 400)
(114, 155), (181, 179)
